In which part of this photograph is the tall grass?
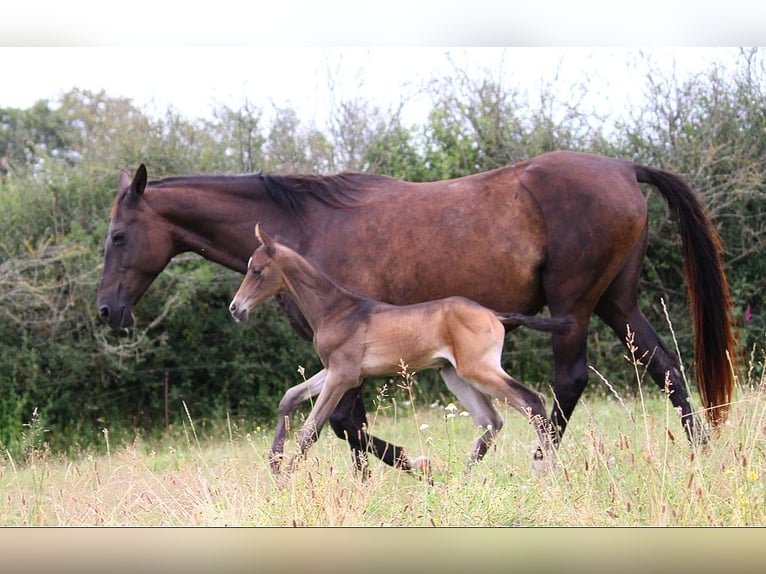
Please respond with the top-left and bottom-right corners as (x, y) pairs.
(2, 351), (765, 526)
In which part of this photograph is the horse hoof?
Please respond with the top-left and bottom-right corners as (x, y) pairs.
(269, 452), (284, 475)
(354, 464), (372, 482)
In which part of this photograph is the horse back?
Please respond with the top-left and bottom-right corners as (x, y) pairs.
(306, 168), (549, 313)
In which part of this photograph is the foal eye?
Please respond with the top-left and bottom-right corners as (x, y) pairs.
(112, 231), (126, 245)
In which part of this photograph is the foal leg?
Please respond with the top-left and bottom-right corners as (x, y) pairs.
(439, 365), (504, 467)
(270, 369), (327, 473)
(456, 361), (556, 469)
(272, 371), (411, 475)
(287, 369), (363, 474)
(276, 294), (412, 471)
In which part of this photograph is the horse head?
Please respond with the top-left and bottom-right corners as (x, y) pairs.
(96, 164), (176, 329)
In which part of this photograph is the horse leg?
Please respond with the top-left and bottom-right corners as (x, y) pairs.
(595, 271), (702, 443)
(328, 386), (411, 475)
(439, 365), (504, 468)
(270, 369), (327, 474)
(599, 306), (701, 442)
(594, 227), (703, 443)
(546, 319), (591, 453)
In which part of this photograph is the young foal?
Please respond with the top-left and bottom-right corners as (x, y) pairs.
(229, 225), (573, 475)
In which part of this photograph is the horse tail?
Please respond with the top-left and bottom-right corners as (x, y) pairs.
(497, 312), (576, 335)
(634, 163), (735, 428)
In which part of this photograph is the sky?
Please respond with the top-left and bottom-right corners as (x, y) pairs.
(1, 0), (763, 131)
(3, 0), (764, 46)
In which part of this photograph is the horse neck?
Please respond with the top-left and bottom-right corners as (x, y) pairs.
(146, 177), (299, 272)
(275, 246), (363, 332)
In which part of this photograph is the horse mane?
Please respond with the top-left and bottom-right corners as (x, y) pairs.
(131, 171), (398, 217)
(259, 172), (395, 215)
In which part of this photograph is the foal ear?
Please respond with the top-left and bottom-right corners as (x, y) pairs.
(255, 223), (276, 256)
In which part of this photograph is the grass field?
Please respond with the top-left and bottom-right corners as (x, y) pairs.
(2, 362), (765, 527)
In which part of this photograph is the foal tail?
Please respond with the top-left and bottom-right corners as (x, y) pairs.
(497, 312), (576, 335)
(635, 164), (736, 428)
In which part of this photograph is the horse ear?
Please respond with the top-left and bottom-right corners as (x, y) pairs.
(255, 224), (276, 256)
(131, 164), (148, 196)
(119, 168), (132, 191)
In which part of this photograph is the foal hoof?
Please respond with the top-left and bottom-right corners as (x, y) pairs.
(408, 456), (433, 484)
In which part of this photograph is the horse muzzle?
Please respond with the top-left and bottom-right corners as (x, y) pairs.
(98, 302), (135, 329)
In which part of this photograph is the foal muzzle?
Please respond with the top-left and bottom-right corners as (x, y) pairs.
(229, 300), (249, 322)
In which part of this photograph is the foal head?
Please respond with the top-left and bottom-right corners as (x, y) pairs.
(229, 224), (283, 322)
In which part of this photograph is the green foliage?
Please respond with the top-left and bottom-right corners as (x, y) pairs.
(1, 50), (766, 457)
(614, 49), (766, 364)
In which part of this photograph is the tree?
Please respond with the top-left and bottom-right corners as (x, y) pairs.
(209, 100), (265, 173)
(618, 48), (766, 356)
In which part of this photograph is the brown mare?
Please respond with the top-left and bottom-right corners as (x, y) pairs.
(229, 224), (575, 474)
(97, 150), (735, 472)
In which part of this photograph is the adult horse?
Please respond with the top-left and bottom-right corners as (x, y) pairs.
(97, 150), (735, 470)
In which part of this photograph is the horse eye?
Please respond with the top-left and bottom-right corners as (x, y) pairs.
(112, 231), (126, 245)
(251, 268), (262, 278)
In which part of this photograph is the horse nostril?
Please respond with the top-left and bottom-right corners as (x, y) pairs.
(98, 306), (110, 321)
(229, 302), (237, 313)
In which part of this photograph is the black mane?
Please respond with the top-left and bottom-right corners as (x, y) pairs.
(148, 171), (397, 216)
(260, 172), (395, 214)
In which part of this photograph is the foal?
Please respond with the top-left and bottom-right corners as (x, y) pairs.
(229, 225), (573, 475)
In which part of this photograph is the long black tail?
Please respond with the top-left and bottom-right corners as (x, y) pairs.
(496, 312), (576, 335)
(634, 164), (735, 428)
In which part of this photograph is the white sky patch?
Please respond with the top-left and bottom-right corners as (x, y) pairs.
(0, 47), (743, 134)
